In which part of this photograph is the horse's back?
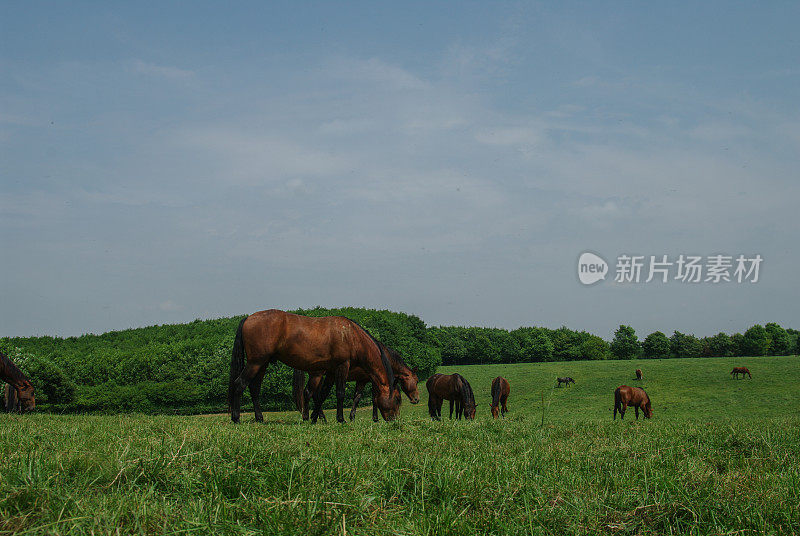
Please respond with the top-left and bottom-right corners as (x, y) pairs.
(428, 373), (460, 400)
(242, 309), (375, 371)
(616, 385), (645, 404)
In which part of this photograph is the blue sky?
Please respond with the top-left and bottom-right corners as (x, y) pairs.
(2, 2), (798, 338)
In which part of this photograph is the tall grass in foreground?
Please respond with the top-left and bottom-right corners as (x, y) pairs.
(1, 356), (799, 535)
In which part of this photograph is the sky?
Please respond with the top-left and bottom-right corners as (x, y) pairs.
(1, 2), (798, 339)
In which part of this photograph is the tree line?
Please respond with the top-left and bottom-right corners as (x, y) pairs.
(1, 308), (796, 413)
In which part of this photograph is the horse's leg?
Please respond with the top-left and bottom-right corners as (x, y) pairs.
(310, 372), (335, 424)
(621, 402), (627, 420)
(634, 406), (639, 420)
(302, 376), (318, 421)
(432, 397), (443, 421)
(249, 367), (267, 423)
(334, 363), (350, 423)
(449, 399), (454, 419)
(350, 380), (365, 422)
(428, 396), (438, 420)
(501, 395), (508, 417)
(232, 361), (264, 424)
(302, 382), (312, 421)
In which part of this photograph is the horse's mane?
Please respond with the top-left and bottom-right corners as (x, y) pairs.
(454, 373), (475, 407)
(385, 346), (412, 373)
(343, 319), (394, 388)
(0, 351), (29, 386)
(491, 377), (501, 407)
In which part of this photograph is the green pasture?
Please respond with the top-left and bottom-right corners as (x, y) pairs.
(1, 356), (799, 535)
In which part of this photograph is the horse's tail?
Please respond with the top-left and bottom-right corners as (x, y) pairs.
(491, 377), (501, 407)
(228, 317), (247, 412)
(292, 368), (307, 413)
(613, 387), (621, 419)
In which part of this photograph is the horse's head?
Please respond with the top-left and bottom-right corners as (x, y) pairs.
(643, 400), (653, 419)
(17, 381), (35, 413)
(396, 368), (420, 404)
(490, 404), (499, 419)
(376, 386), (401, 421)
(464, 402), (477, 420)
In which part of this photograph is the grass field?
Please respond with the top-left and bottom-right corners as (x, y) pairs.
(1, 356), (799, 535)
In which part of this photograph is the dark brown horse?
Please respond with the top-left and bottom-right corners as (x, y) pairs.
(613, 385), (652, 420)
(426, 373), (476, 420)
(490, 376), (510, 418)
(730, 366), (751, 379)
(293, 345), (419, 421)
(635, 368), (643, 381)
(556, 377), (575, 387)
(1, 351), (35, 413)
(228, 310), (402, 423)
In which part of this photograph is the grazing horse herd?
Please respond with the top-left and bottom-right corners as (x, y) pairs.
(2, 309), (756, 422)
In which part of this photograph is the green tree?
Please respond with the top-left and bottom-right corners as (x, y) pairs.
(610, 325), (641, 360)
(707, 332), (733, 357)
(641, 331), (671, 359)
(580, 335), (610, 360)
(670, 331), (703, 358)
(764, 323), (792, 355)
(730, 333), (745, 356)
(742, 325), (770, 356)
(788, 329), (800, 355)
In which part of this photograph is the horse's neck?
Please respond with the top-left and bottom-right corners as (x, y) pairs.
(0, 362), (27, 390)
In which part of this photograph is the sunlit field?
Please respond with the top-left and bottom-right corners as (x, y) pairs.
(2, 356), (799, 535)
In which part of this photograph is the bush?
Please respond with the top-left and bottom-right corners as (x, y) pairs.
(17, 353), (76, 404)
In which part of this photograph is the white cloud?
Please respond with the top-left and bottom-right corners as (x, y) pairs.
(158, 300), (183, 312)
(131, 59), (194, 80)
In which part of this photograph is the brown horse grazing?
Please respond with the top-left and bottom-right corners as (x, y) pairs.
(635, 369), (643, 380)
(489, 376), (510, 418)
(613, 385), (652, 420)
(0, 352), (35, 413)
(556, 377), (575, 387)
(730, 367), (752, 379)
(293, 370), (403, 423)
(228, 310), (402, 424)
(426, 373), (476, 420)
(293, 345), (419, 422)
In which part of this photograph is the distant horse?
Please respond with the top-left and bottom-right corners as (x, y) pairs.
(613, 385), (652, 420)
(228, 310), (404, 423)
(730, 367), (751, 379)
(427, 373), (476, 420)
(0, 352), (35, 413)
(635, 369), (643, 381)
(556, 377), (575, 387)
(293, 345), (419, 422)
(489, 376), (510, 418)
